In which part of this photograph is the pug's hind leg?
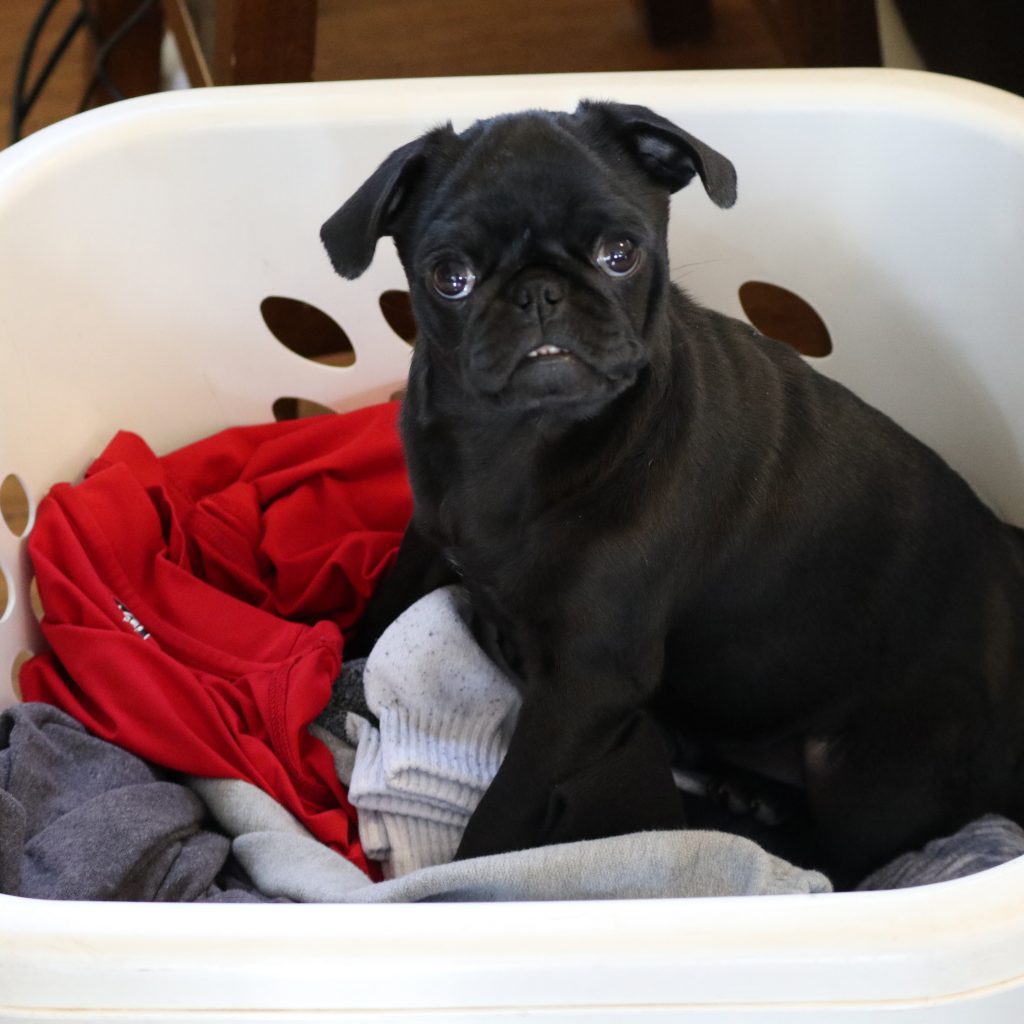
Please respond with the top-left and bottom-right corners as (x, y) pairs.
(803, 722), (974, 890)
(456, 692), (686, 860)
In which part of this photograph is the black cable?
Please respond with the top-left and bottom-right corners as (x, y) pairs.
(78, 0), (159, 113)
(78, 1), (128, 108)
(10, 0), (65, 145)
(18, 10), (89, 128)
(9, 0), (160, 145)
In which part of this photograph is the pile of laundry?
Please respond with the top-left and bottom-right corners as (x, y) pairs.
(5, 402), (1023, 903)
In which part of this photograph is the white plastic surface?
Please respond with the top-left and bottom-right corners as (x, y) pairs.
(0, 68), (1023, 1020)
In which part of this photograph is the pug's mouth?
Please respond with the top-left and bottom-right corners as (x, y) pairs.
(512, 341), (589, 379)
(513, 340), (641, 381)
(502, 339), (618, 407)
(467, 329), (645, 412)
(513, 342), (588, 377)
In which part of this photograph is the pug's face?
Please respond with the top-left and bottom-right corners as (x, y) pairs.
(322, 102), (737, 416)
(400, 116), (669, 413)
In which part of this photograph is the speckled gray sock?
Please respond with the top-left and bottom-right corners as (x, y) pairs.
(363, 586), (520, 807)
(344, 586), (521, 876)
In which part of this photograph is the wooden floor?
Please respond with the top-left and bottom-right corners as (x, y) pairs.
(1, 0), (785, 145)
(313, 0), (785, 80)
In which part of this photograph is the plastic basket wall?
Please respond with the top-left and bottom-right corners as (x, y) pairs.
(0, 69), (1023, 1021)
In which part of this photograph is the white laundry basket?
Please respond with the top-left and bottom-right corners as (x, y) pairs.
(1, 68), (1024, 1022)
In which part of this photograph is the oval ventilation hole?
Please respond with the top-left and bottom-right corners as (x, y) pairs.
(0, 564), (10, 622)
(738, 281), (832, 358)
(29, 576), (44, 623)
(379, 290), (417, 344)
(1, 474), (30, 537)
(272, 396), (337, 422)
(260, 296), (356, 367)
(10, 650), (33, 702)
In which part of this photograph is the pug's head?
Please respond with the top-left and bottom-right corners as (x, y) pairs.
(321, 101), (736, 416)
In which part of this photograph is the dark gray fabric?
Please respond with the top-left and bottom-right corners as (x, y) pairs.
(857, 814), (1024, 890)
(0, 702), (280, 902)
(317, 656), (374, 730)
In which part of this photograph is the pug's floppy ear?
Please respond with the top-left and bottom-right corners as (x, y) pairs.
(577, 100), (737, 209)
(321, 126), (450, 279)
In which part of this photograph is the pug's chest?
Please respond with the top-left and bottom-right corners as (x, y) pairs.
(428, 486), (557, 607)
(438, 497), (542, 594)
(410, 420), (646, 614)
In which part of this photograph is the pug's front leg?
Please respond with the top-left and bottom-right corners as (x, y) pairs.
(349, 521), (457, 657)
(455, 651), (686, 859)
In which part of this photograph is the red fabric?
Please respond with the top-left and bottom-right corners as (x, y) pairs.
(20, 404), (411, 878)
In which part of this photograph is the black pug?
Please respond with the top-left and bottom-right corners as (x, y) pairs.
(321, 101), (1024, 887)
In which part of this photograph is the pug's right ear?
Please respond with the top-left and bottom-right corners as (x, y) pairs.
(320, 127), (448, 279)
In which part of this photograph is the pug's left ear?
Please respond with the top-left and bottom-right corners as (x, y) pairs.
(577, 100), (737, 208)
(321, 124), (453, 279)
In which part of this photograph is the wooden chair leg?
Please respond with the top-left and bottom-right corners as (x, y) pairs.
(641, 0), (714, 46)
(212, 0), (318, 86)
(82, 0), (164, 107)
(752, 0), (881, 66)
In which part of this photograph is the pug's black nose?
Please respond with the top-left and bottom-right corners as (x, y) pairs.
(514, 276), (564, 311)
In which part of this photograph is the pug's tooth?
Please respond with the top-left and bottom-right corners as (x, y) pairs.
(525, 344), (569, 360)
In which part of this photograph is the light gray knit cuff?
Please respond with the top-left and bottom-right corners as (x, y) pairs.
(383, 814), (464, 878)
(377, 704), (515, 814)
(345, 714), (469, 825)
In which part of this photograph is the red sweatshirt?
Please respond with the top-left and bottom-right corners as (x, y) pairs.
(21, 403), (411, 877)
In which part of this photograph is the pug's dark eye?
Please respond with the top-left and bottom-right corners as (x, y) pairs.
(595, 238), (642, 278)
(432, 260), (477, 300)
